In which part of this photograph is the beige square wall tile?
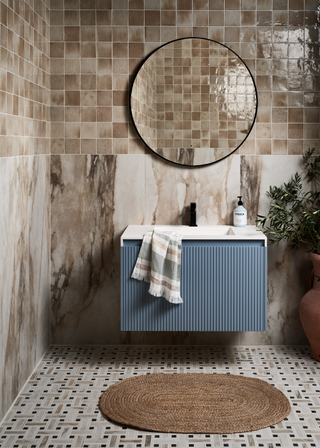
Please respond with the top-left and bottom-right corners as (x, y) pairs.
(7, 0), (314, 164)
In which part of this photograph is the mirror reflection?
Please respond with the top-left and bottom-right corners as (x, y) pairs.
(130, 38), (258, 167)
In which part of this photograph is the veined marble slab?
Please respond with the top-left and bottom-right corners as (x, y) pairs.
(0, 155), (50, 421)
(145, 154), (240, 226)
(28, 156), (50, 368)
(51, 155), (145, 344)
(240, 155), (309, 345)
(50, 153), (310, 347)
(0, 156), (28, 421)
(50, 154), (244, 346)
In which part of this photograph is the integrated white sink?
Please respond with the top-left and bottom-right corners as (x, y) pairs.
(154, 225), (235, 236)
(121, 225), (267, 246)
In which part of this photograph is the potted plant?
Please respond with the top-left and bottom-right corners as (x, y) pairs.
(256, 148), (320, 361)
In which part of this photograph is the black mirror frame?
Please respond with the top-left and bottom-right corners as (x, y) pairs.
(129, 37), (258, 168)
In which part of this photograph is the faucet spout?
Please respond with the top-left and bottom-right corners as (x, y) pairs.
(189, 203), (197, 227)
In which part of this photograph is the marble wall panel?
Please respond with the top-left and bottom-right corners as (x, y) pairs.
(51, 155), (145, 344)
(51, 154), (245, 346)
(28, 156), (51, 365)
(50, 153), (311, 346)
(0, 157), (29, 419)
(145, 154), (241, 226)
(0, 155), (50, 421)
(240, 155), (310, 345)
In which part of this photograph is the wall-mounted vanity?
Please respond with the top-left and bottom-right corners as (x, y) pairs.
(121, 226), (267, 332)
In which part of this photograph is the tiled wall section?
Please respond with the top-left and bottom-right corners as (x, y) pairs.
(131, 53), (157, 149)
(0, 0), (50, 157)
(50, 0), (319, 156)
(154, 39), (255, 151)
(0, 155), (50, 422)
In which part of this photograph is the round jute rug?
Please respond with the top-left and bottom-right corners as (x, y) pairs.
(99, 373), (291, 434)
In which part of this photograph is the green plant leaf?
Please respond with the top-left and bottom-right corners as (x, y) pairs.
(256, 149), (320, 253)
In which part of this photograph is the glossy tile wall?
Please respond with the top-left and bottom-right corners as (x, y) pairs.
(50, 1), (319, 345)
(130, 54), (157, 149)
(0, 0), (50, 157)
(0, 0), (51, 422)
(154, 39), (255, 152)
(50, 0), (319, 156)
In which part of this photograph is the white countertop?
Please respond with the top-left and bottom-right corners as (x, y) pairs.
(121, 225), (267, 246)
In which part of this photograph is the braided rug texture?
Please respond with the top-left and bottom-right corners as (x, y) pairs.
(99, 373), (291, 434)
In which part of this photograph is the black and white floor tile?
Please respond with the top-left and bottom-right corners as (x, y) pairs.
(0, 346), (319, 448)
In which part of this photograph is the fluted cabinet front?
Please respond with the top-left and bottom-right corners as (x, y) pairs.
(121, 241), (267, 332)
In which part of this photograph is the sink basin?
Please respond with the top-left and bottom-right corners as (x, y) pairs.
(121, 225), (267, 246)
(150, 225), (235, 236)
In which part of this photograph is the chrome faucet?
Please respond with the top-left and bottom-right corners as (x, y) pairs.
(189, 203), (197, 227)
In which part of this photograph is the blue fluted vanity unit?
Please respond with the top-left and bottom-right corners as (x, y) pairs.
(121, 225), (267, 332)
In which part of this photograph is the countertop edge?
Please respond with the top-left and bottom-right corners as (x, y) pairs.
(120, 225), (267, 246)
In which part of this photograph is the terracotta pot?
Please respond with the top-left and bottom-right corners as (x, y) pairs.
(299, 252), (320, 361)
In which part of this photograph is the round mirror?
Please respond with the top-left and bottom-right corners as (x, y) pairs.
(130, 38), (258, 167)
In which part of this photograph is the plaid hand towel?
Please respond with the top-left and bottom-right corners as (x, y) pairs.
(131, 229), (183, 304)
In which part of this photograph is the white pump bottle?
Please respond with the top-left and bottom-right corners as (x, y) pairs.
(233, 196), (247, 227)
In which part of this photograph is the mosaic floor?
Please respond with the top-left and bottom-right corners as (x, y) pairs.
(0, 345), (319, 448)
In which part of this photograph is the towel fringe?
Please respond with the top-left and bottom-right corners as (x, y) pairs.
(131, 273), (149, 282)
(148, 287), (183, 304)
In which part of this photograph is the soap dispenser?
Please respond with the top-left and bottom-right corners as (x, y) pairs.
(233, 196), (247, 227)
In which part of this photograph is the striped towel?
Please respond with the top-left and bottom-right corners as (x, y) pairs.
(131, 229), (183, 304)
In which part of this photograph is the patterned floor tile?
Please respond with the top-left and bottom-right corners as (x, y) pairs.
(0, 346), (319, 447)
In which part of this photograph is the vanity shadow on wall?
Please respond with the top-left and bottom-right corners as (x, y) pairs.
(130, 37), (258, 167)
